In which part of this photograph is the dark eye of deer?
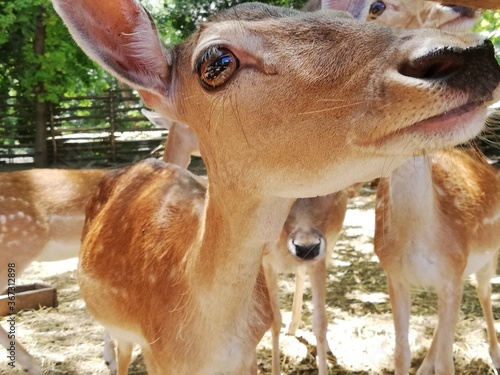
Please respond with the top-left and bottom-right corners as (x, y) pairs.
(198, 48), (239, 90)
(369, 0), (386, 18)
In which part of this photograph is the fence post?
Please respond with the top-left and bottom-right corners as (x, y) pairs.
(109, 89), (117, 164)
(49, 103), (57, 164)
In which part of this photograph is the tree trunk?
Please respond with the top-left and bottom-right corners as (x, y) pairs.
(34, 5), (48, 168)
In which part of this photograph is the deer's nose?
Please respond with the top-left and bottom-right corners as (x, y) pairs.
(399, 40), (500, 101)
(293, 241), (321, 260)
(399, 47), (462, 81)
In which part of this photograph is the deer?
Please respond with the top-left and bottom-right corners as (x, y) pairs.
(364, 2), (500, 374)
(262, 189), (357, 375)
(374, 145), (500, 375)
(0, 168), (105, 374)
(366, 0), (480, 30)
(52, 0), (500, 374)
(0, 109), (195, 373)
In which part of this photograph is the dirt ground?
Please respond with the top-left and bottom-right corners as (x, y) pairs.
(1, 187), (500, 375)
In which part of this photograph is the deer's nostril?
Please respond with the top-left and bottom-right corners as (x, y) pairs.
(294, 242), (321, 260)
(398, 39), (500, 101)
(399, 47), (463, 80)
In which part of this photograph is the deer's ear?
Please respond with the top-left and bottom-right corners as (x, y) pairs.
(52, 0), (171, 96)
(322, 0), (370, 19)
(141, 109), (174, 130)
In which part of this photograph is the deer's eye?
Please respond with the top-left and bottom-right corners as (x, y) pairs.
(196, 46), (239, 91)
(368, 0), (386, 19)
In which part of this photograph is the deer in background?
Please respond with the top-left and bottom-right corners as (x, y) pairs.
(0, 168), (105, 374)
(53, 0), (500, 374)
(263, 188), (360, 375)
(375, 145), (500, 374)
(366, 2), (500, 374)
(366, 0), (480, 30)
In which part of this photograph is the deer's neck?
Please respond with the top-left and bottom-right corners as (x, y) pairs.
(191, 184), (294, 322)
(389, 155), (436, 229)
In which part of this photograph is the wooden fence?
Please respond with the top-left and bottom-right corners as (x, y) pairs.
(0, 90), (168, 169)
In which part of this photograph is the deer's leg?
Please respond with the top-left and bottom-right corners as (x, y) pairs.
(475, 255), (500, 370)
(387, 276), (412, 375)
(0, 325), (41, 375)
(287, 266), (306, 336)
(307, 260), (329, 375)
(116, 340), (133, 375)
(263, 260), (282, 375)
(103, 330), (118, 375)
(418, 278), (462, 375)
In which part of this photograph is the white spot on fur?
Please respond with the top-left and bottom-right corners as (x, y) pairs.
(483, 213), (500, 226)
(435, 186), (445, 196)
(0, 215), (6, 224)
(464, 251), (495, 277)
(17, 211), (25, 218)
(7, 240), (20, 248)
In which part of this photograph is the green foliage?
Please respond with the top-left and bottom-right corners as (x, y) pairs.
(0, 0), (115, 103)
(150, 0), (307, 44)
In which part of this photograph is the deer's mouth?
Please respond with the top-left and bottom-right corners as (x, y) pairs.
(409, 101), (484, 134)
(356, 101), (487, 151)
